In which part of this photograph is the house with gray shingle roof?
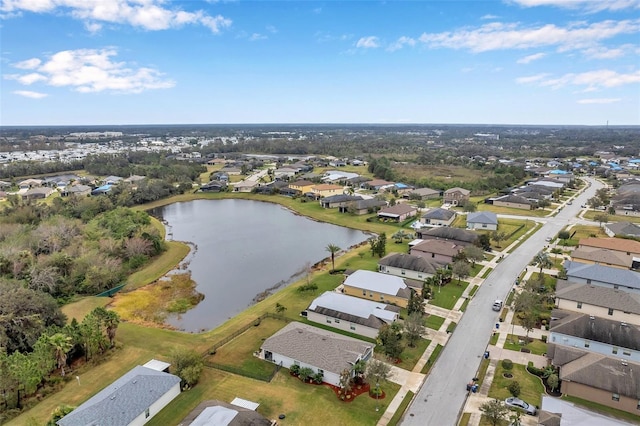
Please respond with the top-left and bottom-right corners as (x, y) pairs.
(349, 198), (388, 215)
(260, 322), (373, 387)
(466, 211), (498, 231)
(493, 194), (535, 210)
(57, 365), (181, 426)
(306, 292), (399, 339)
(420, 208), (456, 227)
(555, 281), (640, 326)
(178, 399), (272, 426)
(378, 252), (445, 282)
(570, 247), (629, 269)
(605, 221), (640, 238)
(548, 344), (640, 416)
(564, 261), (640, 293)
(377, 203), (418, 222)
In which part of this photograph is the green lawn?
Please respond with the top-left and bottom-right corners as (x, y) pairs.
(395, 338), (431, 371)
(429, 281), (469, 310)
(488, 363), (545, 407)
(61, 296), (110, 323)
(503, 335), (547, 356)
(424, 315), (445, 330)
(387, 390), (414, 426)
(561, 395), (640, 424)
(421, 344), (443, 375)
(125, 240), (191, 290)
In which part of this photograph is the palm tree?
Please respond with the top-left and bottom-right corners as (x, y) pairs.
(326, 244), (341, 272)
(48, 333), (73, 377)
(534, 251), (553, 276)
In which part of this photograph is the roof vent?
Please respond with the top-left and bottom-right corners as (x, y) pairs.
(589, 315), (595, 320)
(621, 360), (628, 366)
(621, 322), (628, 327)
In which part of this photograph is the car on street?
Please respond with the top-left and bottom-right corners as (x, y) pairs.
(492, 300), (503, 311)
(545, 237), (552, 242)
(504, 397), (537, 415)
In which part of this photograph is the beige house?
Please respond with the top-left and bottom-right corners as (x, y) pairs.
(311, 184), (343, 198)
(342, 270), (411, 308)
(410, 239), (465, 264)
(576, 237), (640, 269)
(377, 203), (417, 222)
(288, 180), (315, 194)
(492, 194), (534, 210)
(443, 187), (470, 206)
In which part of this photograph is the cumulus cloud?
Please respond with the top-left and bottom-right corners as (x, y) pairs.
(13, 58), (41, 69)
(387, 36), (416, 52)
(6, 48), (175, 94)
(249, 33), (267, 41)
(13, 90), (48, 98)
(418, 19), (640, 54)
(356, 36), (380, 49)
(582, 44), (634, 59)
(481, 14), (499, 20)
(517, 52), (546, 64)
(577, 98), (622, 104)
(0, 0), (232, 33)
(508, 0), (640, 13)
(517, 69), (640, 90)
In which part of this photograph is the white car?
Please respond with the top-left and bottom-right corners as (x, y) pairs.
(505, 397), (537, 415)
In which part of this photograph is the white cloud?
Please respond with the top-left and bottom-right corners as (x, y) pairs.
(577, 98), (622, 104)
(519, 69), (640, 90)
(266, 25), (277, 34)
(6, 48), (175, 94)
(418, 19), (640, 54)
(582, 44), (634, 59)
(84, 21), (102, 33)
(517, 52), (546, 64)
(13, 90), (48, 98)
(249, 33), (266, 41)
(387, 36), (416, 52)
(0, 0), (232, 33)
(508, 0), (640, 13)
(13, 57), (41, 69)
(481, 14), (499, 20)
(356, 36), (380, 49)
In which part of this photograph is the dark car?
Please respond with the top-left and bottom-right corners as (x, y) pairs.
(505, 397), (537, 415)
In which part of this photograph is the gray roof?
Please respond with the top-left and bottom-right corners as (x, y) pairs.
(606, 221), (640, 237)
(550, 312), (640, 351)
(421, 208), (455, 221)
(378, 203), (417, 216)
(556, 281), (640, 315)
(570, 248), (629, 268)
(343, 270), (411, 299)
(322, 194), (363, 203)
(466, 211), (498, 225)
(411, 187), (440, 197)
(57, 365), (180, 426)
(261, 322), (373, 376)
(552, 345), (640, 399)
(564, 261), (640, 289)
(178, 400), (271, 426)
(307, 291), (399, 329)
(495, 194), (534, 205)
(378, 253), (444, 275)
(354, 199), (387, 210)
(65, 184), (91, 193)
(419, 227), (478, 243)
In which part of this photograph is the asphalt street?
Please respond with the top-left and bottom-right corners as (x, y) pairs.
(401, 177), (604, 426)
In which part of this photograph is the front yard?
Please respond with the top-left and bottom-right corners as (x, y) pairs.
(488, 363), (545, 408)
(502, 335), (548, 356)
(428, 281), (469, 310)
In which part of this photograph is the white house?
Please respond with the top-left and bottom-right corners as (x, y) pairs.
(378, 252), (444, 282)
(260, 322), (373, 387)
(57, 364), (181, 426)
(466, 211), (498, 231)
(306, 291), (399, 339)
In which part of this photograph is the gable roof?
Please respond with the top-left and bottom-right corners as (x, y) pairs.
(570, 247), (629, 268)
(564, 261), (640, 289)
(419, 227), (478, 243)
(179, 400), (272, 426)
(411, 187), (440, 197)
(353, 199), (387, 210)
(556, 281), (640, 315)
(579, 237), (640, 254)
(421, 208), (455, 221)
(343, 270), (410, 298)
(378, 253), (444, 275)
(308, 292), (398, 328)
(606, 222), (640, 237)
(551, 312), (640, 351)
(444, 187), (470, 195)
(552, 345), (640, 399)
(378, 203), (417, 217)
(57, 365), (180, 426)
(261, 322), (373, 376)
(466, 211), (498, 225)
(411, 239), (465, 257)
(495, 194), (534, 205)
(321, 194), (362, 204)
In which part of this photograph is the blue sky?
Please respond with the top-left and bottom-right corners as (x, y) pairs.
(1, 0), (639, 126)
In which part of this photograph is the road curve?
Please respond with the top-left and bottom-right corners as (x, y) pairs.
(400, 178), (603, 426)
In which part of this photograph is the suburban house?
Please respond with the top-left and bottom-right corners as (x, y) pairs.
(103, 175), (123, 185)
(555, 280), (640, 326)
(420, 208), (456, 227)
(466, 211), (498, 230)
(342, 270), (411, 308)
(305, 291), (399, 339)
(377, 203), (417, 222)
(18, 178), (43, 189)
(260, 322), (373, 387)
(564, 261), (640, 294)
(378, 252), (444, 282)
(233, 180), (259, 193)
(311, 184), (343, 198)
(410, 239), (466, 264)
(57, 363), (181, 426)
(574, 238), (640, 269)
(443, 187), (470, 206)
(347, 198), (388, 215)
(273, 167), (299, 180)
(200, 180), (227, 192)
(61, 184), (92, 197)
(416, 227), (478, 246)
(178, 399), (273, 426)
(547, 344), (640, 416)
(322, 170), (360, 184)
(22, 187), (55, 200)
(605, 221), (640, 238)
(124, 175), (146, 185)
(492, 194), (535, 210)
(320, 194), (363, 209)
(288, 180), (316, 194)
(407, 187), (441, 200)
(219, 166), (242, 175)
(570, 247), (629, 269)
(549, 311), (640, 363)
(362, 179), (394, 191)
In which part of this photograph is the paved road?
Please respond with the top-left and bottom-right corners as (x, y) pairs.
(401, 178), (604, 426)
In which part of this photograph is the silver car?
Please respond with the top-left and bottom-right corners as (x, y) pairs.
(505, 397), (537, 415)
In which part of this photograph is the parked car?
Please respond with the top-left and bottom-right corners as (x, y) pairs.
(492, 300), (503, 311)
(504, 397), (537, 415)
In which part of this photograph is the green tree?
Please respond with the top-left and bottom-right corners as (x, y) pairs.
(377, 324), (404, 361)
(479, 399), (509, 426)
(508, 380), (521, 397)
(534, 251), (553, 276)
(557, 230), (570, 244)
(452, 260), (471, 285)
(170, 347), (204, 389)
(594, 213), (609, 228)
(508, 409), (523, 426)
(338, 368), (352, 397)
(48, 332), (73, 377)
(275, 303), (287, 314)
(491, 231), (507, 248)
(520, 310), (538, 343)
(407, 289), (424, 315)
(404, 312), (425, 348)
(366, 358), (392, 410)
(547, 373), (559, 392)
(463, 245), (484, 267)
(391, 230), (408, 244)
(325, 243), (341, 272)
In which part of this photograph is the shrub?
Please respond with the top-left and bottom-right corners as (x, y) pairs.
(508, 381), (521, 397)
(526, 362), (543, 377)
(289, 364), (300, 376)
(502, 359), (513, 371)
(299, 367), (314, 382)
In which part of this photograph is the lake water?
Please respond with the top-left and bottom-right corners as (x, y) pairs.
(150, 199), (371, 332)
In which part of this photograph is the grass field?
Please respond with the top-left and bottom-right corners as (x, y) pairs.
(561, 224), (606, 246)
(61, 297), (111, 323)
(488, 363), (544, 407)
(421, 344), (443, 375)
(424, 315), (446, 330)
(125, 240), (190, 290)
(429, 281), (469, 310)
(503, 335), (547, 356)
(395, 338), (431, 371)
